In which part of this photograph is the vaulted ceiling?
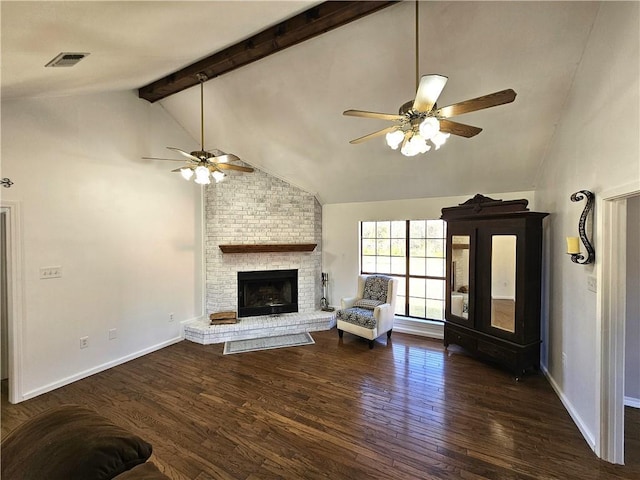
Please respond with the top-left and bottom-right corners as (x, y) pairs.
(1, 1), (600, 204)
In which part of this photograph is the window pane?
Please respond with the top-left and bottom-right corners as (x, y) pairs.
(362, 239), (376, 256)
(410, 239), (426, 257)
(409, 257), (425, 276)
(395, 295), (406, 315)
(410, 220), (426, 238)
(391, 238), (405, 257)
(426, 299), (445, 320)
(376, 256), (391, 273)
(376, 239), (390, 256)
(409, 297), (426, 317)
(426, 279), (444, 299)
(396, 276), (406, 296)
(426, 258), (445, 277)
(391, 221), (406, 238)
(426, 220), (444, 238)
(391, 257), (406, 275)
(362, 256), (376, 272)
(362, 222), (376, 239)
(427, 239), (445, 258)
(376, 221), (391, 239)
(409, 278), (425, 297)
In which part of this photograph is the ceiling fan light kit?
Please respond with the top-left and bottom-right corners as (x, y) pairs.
(344, 2), (516, 157)
(388, 113), (452, 156)
(143, 73), (253, 184)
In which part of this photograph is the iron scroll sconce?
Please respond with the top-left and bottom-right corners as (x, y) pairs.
(566, 190), (595, 264)
(1, 178), (13, 188)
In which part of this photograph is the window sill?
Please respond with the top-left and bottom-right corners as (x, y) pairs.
(393, 316), (444, 340)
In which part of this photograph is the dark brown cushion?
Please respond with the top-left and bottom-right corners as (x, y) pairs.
(1, 404), (153, 480)
(112, 462), (170, 479)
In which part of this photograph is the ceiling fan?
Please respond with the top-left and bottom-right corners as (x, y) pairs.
(143, 73), (253, 184)
(343, 2), (517, 156)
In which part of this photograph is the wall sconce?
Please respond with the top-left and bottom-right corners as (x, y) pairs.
(1, 178), (13, 188)
(566, 190), (595, 264)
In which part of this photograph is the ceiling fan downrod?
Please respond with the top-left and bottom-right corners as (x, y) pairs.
(196, 72), (208, 154)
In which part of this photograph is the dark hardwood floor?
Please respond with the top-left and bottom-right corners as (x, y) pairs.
(2, 329), (639, 479)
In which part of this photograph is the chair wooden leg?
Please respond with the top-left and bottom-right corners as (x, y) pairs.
(338, 329), (343, 338)
(387, 329), (393, 339)
(369, 340), (374, 349)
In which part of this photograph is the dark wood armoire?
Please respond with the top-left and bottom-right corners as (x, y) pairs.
(441, 194), (548, 378)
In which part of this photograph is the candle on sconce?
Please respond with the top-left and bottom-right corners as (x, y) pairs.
(566, 236), (580, 255)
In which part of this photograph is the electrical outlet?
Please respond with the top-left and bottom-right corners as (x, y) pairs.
(80, 336), (89, 349)
(40, 266), (62, 279)
(587, 276), (597, 293)
(169, 312), (174, 322)
(108, 328), (117, 340)
(562, 352), (567, 368)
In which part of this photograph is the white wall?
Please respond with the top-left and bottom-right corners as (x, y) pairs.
(322, 190), (536, 307)
(534, 2), (639, 450)
(1, 90), (203, 401)
(626, 196), (640, 404)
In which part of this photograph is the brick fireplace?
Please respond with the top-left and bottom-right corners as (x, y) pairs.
(205, 167), (322, 312)
(184, 167), (335, 345)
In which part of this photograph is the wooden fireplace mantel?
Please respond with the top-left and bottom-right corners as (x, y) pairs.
(219, 243), (317, 254)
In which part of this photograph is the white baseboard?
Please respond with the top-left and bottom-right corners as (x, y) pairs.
(21, 335), (183, 402)
(393, 317), (444, 340)
(540, 364), (596, 452)
(624, 396), (640, 408)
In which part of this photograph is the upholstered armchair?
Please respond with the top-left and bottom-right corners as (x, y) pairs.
(336, 274), (399, 349)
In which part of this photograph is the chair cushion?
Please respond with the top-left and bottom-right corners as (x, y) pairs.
(337, 307), (376, 329)
(1, 404), (153, 480)
(353, 298), (384, 310)
(363, 276), (390, 303)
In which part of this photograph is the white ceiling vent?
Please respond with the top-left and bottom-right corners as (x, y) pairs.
(45, 52), (90, 67)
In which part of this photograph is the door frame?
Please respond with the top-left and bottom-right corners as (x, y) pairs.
(1, 201), (24, 404)
(597, 180), (640, 464)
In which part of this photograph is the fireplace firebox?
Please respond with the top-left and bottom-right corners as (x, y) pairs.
(237, 269), (298, 317)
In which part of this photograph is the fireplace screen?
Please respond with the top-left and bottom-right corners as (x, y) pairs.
(237, 269), (298, 317)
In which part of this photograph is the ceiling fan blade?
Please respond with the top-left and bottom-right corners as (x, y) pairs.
(343, 110), (403, 121)
(439, 119), (483, 138)
(213, 153), (241, 164)
(413, 74), (448, 113)
(171, 167), (192, 172)
(216, 163), (254, 173)
(349, 126), (398, 144)
(167, 147), (201, 163)
(142, 156), (187, 162)
(434, 89), (517, 118)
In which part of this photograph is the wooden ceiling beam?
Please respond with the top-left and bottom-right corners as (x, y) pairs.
(138, 1), (398, 103)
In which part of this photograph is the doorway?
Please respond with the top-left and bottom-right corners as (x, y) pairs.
(598, 182), (640, 464)
(623, 196), (639, 465)
(0, 201), (23, 404)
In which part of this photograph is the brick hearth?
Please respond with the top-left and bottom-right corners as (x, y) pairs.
(184, 311), (336, 345)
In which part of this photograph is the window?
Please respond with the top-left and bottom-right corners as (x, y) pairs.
(361, 220), (446, 321)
